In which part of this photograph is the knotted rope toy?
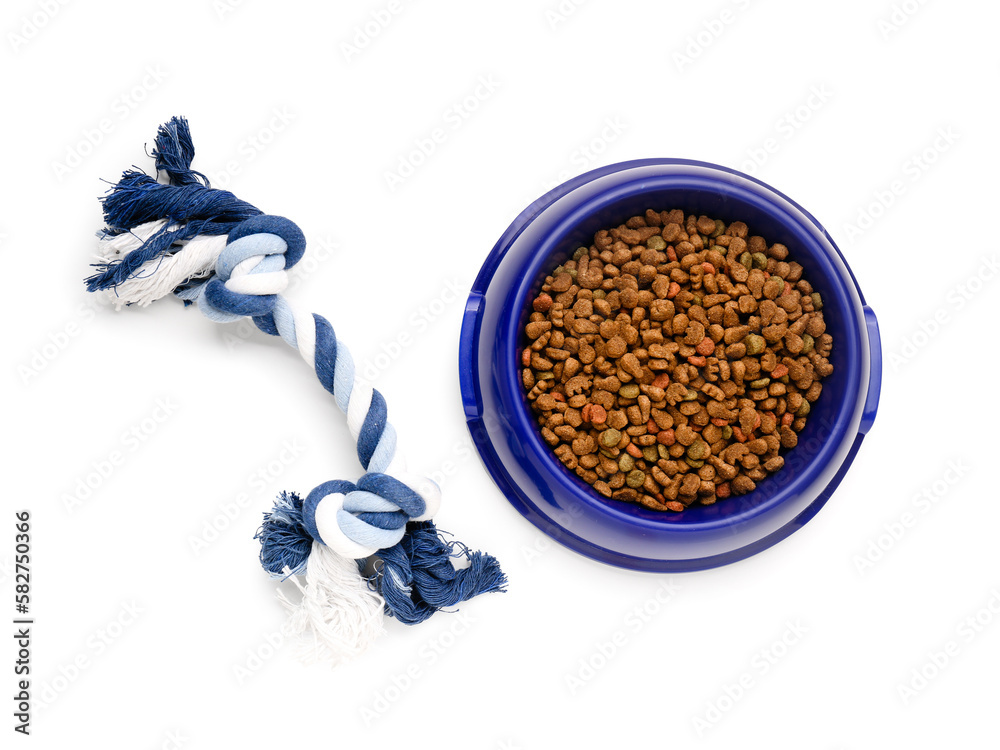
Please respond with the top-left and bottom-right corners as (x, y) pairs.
(85, 117), (506, 663)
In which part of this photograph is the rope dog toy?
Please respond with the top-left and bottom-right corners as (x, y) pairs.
(84, 117), (506, 664)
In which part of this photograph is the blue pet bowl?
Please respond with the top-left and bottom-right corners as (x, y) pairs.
(459, 159), (881, 572)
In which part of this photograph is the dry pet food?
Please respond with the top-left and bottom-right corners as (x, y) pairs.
(522, 209), (834, 511)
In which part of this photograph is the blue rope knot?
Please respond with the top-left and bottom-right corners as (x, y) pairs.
(256, 472), (441, 577)
(303, 473), (437, 559)
(192, 215), (306, 322)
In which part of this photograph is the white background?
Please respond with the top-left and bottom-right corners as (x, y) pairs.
(3, 0), (998, 746)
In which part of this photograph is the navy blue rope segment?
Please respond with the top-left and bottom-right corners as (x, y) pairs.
(86, 175), (263, 292)
(371, 522), (508, 625)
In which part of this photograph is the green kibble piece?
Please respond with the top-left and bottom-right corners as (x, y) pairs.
(691, 295), (702, 306)
(593, 289), (606, 299)
(750, 377), (771, 389)
(573, 246), (588, 260)
(600, 448), (617, 459)
(618, 454), (635, 473)
(642, 446), (659, 463)
(744, 334), (765, 356)
(797, 400), (811, 417)
(553, 265), (565, 276)
(751, 252), (768, 269)
(618, 384), (640, 399)
(712, 219), (726, 238)
(810, 292), (823, 310)
(740, 252), (753, 270)
(687, 440), (709, 460)
(801, 333), (815, 354)
(567, 268), (577, 278)
(600, 428), (622, 448)
(685, 458), (705, 469)
(780, 375), (789, 384)
(537, 371), (555, 380)
(647, 235), (667, 251)
(700, 234), (710, 246)
(657, 444), (669, 459)
(626, 470), (646, 488)
(682, 389), (699, 401)
(721, 425), (733, 440)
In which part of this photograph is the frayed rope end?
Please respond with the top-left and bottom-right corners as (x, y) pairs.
(372, 521), (507, 625)
(276, 542), (385, 666)
(151, 116), (209, 188)
(85, 116), (261, 295)
(256, 491), (312, 579)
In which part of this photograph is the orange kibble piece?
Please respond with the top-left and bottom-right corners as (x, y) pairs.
(666, 246), (677, 262)
(656, 429), (676, 446)
(782, 412), (795, 427)
(771, 363), (789, 378)
(732, 426), (747, 443)
(533, 293), (553, 312)
(695, 336), (715, 356)
(652, 373), (671, 389)
(667, 282), (680, 299)
(590, 405), (607, 424)
(710, 418), (729, 427)
(701, 262), (715, 273)
(626, 443), (643, 458)
(647, 418), (658, 433)
(687, 355), (707, 367)
(716, 482), (731, 499)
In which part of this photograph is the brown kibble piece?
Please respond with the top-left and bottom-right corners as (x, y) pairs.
(526, 320), (551, 339)
(605, 336), (627, 358)
(619, 353), (643, 379)
(779, 425), (798, 449)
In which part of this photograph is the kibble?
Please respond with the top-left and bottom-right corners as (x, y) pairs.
(600, 428), (621, 448)
(626, 470), (646, 488)
(618, 383), (640, 399)
(523, 209), (834, 511)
